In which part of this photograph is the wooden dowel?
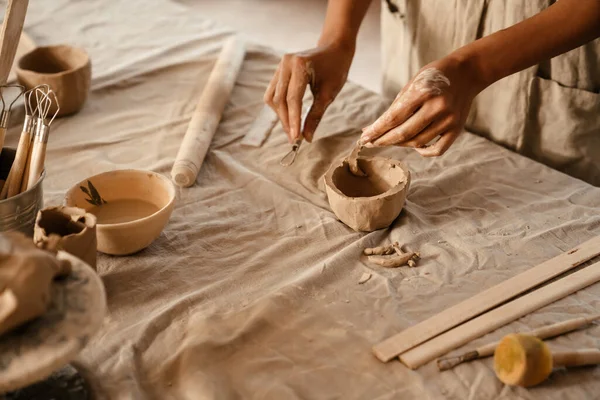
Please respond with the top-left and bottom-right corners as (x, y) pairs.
(171, 36), (246, 188)
(437, 313), (600, 371)
(19, 135), (33, 192)
(0, 127), (6, 156)
(553, 349), (600, 368)
(399, 260), (600, 369)
(25, 138), (45, 190)
(372, 235), (600, 363)
(0, 0), (29, 85)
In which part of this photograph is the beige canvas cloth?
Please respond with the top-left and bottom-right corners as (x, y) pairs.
(382, 0), (600, 186)
(3, 1), (600, 398)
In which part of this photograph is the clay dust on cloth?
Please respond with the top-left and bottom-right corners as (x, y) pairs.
(6, 1), (600, 399)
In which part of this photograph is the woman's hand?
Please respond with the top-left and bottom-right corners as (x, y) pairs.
(264, 42), (354, 144)
(359, 55), (485, 157)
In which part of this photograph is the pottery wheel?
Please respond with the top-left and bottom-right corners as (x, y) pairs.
(0, 252), (106, 394)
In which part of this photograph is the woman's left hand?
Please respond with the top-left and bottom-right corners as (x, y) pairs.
(359, 55), (484, 157)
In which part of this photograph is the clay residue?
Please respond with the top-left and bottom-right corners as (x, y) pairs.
(332, 159), (405, 198)
(346, 142), (366, 177)
(411, 68), (450, 95)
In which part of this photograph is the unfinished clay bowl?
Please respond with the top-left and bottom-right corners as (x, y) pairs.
(16, 45), (91, 117)
(64, 169), (176, 256)
(324, 156), (410, 232)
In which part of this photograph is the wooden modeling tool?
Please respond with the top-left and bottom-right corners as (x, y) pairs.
(0, 0), (29, 84)
(494, 333), (600, 387)
(398, 260), (600, 369)
(280, 138), (302, 166)
(0, 85), (43, 199)
(25, 87), (58, 191)
(241, 104), (279, 147)
(0, 84), (24, 156)
(280, 107), (309, 167)
(372, 235), (600, 363)
(171, 36), (246, 188)
(437, 313), (600, 371)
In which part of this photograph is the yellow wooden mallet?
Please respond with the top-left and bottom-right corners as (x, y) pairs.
(494, 333), (600, 387)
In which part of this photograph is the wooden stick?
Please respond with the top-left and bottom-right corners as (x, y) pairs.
(171, 36), (246, 188)
(0, 0), (29, 85)
(25, 130), (45, 190)
(19, 132), (33, 192)
(553, 349), (600, 368)
(398, 260), (600, 369)
(437, 313), (600, 371)
(372, 235), (600, 363)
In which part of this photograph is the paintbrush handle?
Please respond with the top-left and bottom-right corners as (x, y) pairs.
(437, 313), (600, 371)
(25, 139), (45, 190)
(553, 349), (600, 368)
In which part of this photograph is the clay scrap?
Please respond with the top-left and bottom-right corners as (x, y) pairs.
(363, 242), (420, 268)
(33, 206), (98, 269)
(0, 231), (71, 337)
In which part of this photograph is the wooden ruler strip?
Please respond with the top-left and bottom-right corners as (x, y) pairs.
(399, 260), (600, 369)
(372, 235), (600, 362)
(0, 0), (29, 84)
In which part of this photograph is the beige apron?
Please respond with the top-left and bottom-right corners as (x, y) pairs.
(381, 0), (600, 186)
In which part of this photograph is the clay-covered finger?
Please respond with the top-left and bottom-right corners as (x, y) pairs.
(263, 64), (280, 108)
(287, 65), (310, 142)
(302, 94), (331, 143)
(400, 115), (453, 148)
(372, 105), (441, 147)
(415, 130), (460, 157)
(359, 95), (425, 144)
(273, 60), (293, 141)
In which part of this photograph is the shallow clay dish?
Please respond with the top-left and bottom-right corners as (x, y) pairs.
(64, 169), (176, 256)
(16, 45), (91, 117)
(324, 156), (410, 232)
(0, 251), (106, 393)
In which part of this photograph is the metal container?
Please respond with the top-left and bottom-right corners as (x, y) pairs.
(0, 147), (45, 236)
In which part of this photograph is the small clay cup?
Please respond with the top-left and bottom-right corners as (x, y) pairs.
(64, 169), (176, 256)
(16, 45), (91, 117)
(324, 156), (411, 232)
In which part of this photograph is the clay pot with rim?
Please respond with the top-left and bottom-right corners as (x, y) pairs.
(16, 45), (91, 117)
(64, 169), (176, 256)
(324, 156), (411, 232)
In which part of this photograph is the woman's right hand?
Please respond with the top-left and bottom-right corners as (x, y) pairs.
(264, 42), (354, 144)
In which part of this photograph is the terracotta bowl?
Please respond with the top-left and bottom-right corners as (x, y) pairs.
(324, 156), (411, 232)
(64, 169), (176, 256)
(16, 45), (91, 117)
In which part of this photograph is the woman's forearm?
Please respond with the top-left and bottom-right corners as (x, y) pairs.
(455, 0), (600, 91)
(318, 0), (373, 49)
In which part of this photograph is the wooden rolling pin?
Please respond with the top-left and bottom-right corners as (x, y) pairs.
(437, 313), (600, 371)
(494, 333), (600, 387)
(171, 36), (246, 187)
(0, 0), (29, 84)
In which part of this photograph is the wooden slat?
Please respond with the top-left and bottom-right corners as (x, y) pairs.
(0, 0), (29, 84)
(372, 235), (600, 362)
(400, 260), (600, 369)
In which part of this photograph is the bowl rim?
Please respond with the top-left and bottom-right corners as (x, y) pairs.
(16, 44), (91, 78)
(64, 169), (176, 228)
(324, 156), (410, 202)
